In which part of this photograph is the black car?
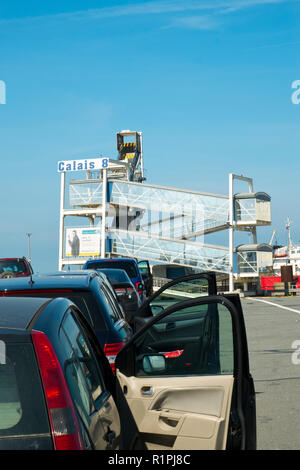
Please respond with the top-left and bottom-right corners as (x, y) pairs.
(0, 296), (121, 450)
(0, 272), (257, 451)
(0, 272), (132, 372)
(98, 269), (142, 324)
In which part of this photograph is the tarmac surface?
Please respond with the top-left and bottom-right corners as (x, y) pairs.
(242, 296), (300, 450)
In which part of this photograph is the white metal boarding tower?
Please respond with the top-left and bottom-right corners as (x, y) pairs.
(58, 131), (272, 290)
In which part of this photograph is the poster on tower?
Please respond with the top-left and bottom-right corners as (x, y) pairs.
(65, 228), (101, 257)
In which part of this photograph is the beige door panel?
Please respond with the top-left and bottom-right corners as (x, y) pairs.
(97, 394), (121, 449)
(117, 372), (234, 450)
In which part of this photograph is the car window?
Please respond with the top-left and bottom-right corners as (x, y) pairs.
(134, 301), (234, 377)
(102, 277), (122, 302)
(63, 293), (95, 327)
(150, 277), (210, 314)
(88, 261), (138, 278)
(0, 260), (28, 274)
(98, 283), (130, 342)
(59, 309), (105, 429)
(138, 261), (149, 275)
(15, 291), (105, 330)
(99, 284), (122, 324)
(101, 269), (130, 283)
(0, 342), (50, 437)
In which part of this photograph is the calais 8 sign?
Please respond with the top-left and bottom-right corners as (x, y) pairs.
(57, 157), (109, 172)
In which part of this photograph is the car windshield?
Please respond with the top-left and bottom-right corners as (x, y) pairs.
(87, 261), (138, 279)
(100, 269), (131, 284)
(0, 260), (27, 274)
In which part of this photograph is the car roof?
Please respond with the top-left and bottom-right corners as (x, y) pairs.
(85, 258), (137, 264)
(99, 268), (126, 271)
(0, 271), (102, 291)
(37, 270), (97, 277)
(0, 296), (53, 330)
(99, 268), (128, 274)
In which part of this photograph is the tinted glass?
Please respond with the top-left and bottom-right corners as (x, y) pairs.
(60, 310), (104, 428)
(62, 293), (96, 327)
(0, 260), (28, 274)
(0, 342), (49, 437)
(88, 261), (138, 279)
(8, 291), (106, 330)
(134, 301), (234, 377)
(138, 262), (149, 275)
(150, 278), (209, 314)
(166, 267), (186, 279)
(99, 284), (122, 324)
(100, 269), (130, 283)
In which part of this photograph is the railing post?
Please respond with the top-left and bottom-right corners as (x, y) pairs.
(101, 169), (107, 258)
(229, 173), (234, 292)
(58, 171), (65, 270)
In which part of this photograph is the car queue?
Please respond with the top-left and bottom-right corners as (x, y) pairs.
(0, 257), (257, 451)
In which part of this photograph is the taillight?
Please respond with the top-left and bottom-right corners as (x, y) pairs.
(163, 350), (184, 359)
(31, 330), (83, 450)
(103, 342), (124, 374)
(135, 282), (144, 295)
(115, 288), (126, 296)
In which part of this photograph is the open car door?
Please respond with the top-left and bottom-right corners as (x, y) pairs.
(137, 260), (153, 297)
(115, 293), (256, 450)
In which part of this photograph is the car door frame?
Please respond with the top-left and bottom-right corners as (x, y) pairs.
(115, 293), (256, 450)
(133, 272), (218, 328)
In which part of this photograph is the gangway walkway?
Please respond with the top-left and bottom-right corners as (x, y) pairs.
(67, 178), (230, 272)
(108, 228), (229, 273)
(69, 179), (230, 237)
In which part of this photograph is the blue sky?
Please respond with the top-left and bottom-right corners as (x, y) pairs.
(0, 0), (299, 271)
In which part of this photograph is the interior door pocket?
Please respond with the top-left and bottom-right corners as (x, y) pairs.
(158, 412), (181, 428)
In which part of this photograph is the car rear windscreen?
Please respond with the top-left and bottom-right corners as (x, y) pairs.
(100, 269), (131, 284)
(1, 291), (106, 330)
(88, 261), (138, 278)
(0, 260), (28, 275)
(0, 342), (50, 438)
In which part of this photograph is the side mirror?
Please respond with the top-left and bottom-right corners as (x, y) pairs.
(142, 354), (166, 374)
(150, 305), (164, 315)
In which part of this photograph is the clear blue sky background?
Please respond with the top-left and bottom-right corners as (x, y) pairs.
(0, 0), (300, 271)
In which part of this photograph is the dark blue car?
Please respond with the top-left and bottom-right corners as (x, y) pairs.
(82, 258), (146, 300)
(0, 271), (133, 373)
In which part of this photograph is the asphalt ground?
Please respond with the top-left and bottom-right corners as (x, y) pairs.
(241, 296), (300, 450)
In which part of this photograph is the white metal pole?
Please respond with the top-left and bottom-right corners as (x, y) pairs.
(101, 169), (107, 258)
(26, 233), (32, 264)
(58, 171), (65, 270)
(139, 132), (144, 180)
(229, 173), (234, 292)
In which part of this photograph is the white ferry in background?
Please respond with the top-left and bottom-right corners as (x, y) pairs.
(260, 218), (300, 292)
(273, 245), (300, 275)
(272, 219), (300, 275)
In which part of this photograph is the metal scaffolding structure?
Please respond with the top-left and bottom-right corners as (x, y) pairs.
(58, 131), (272, 290)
